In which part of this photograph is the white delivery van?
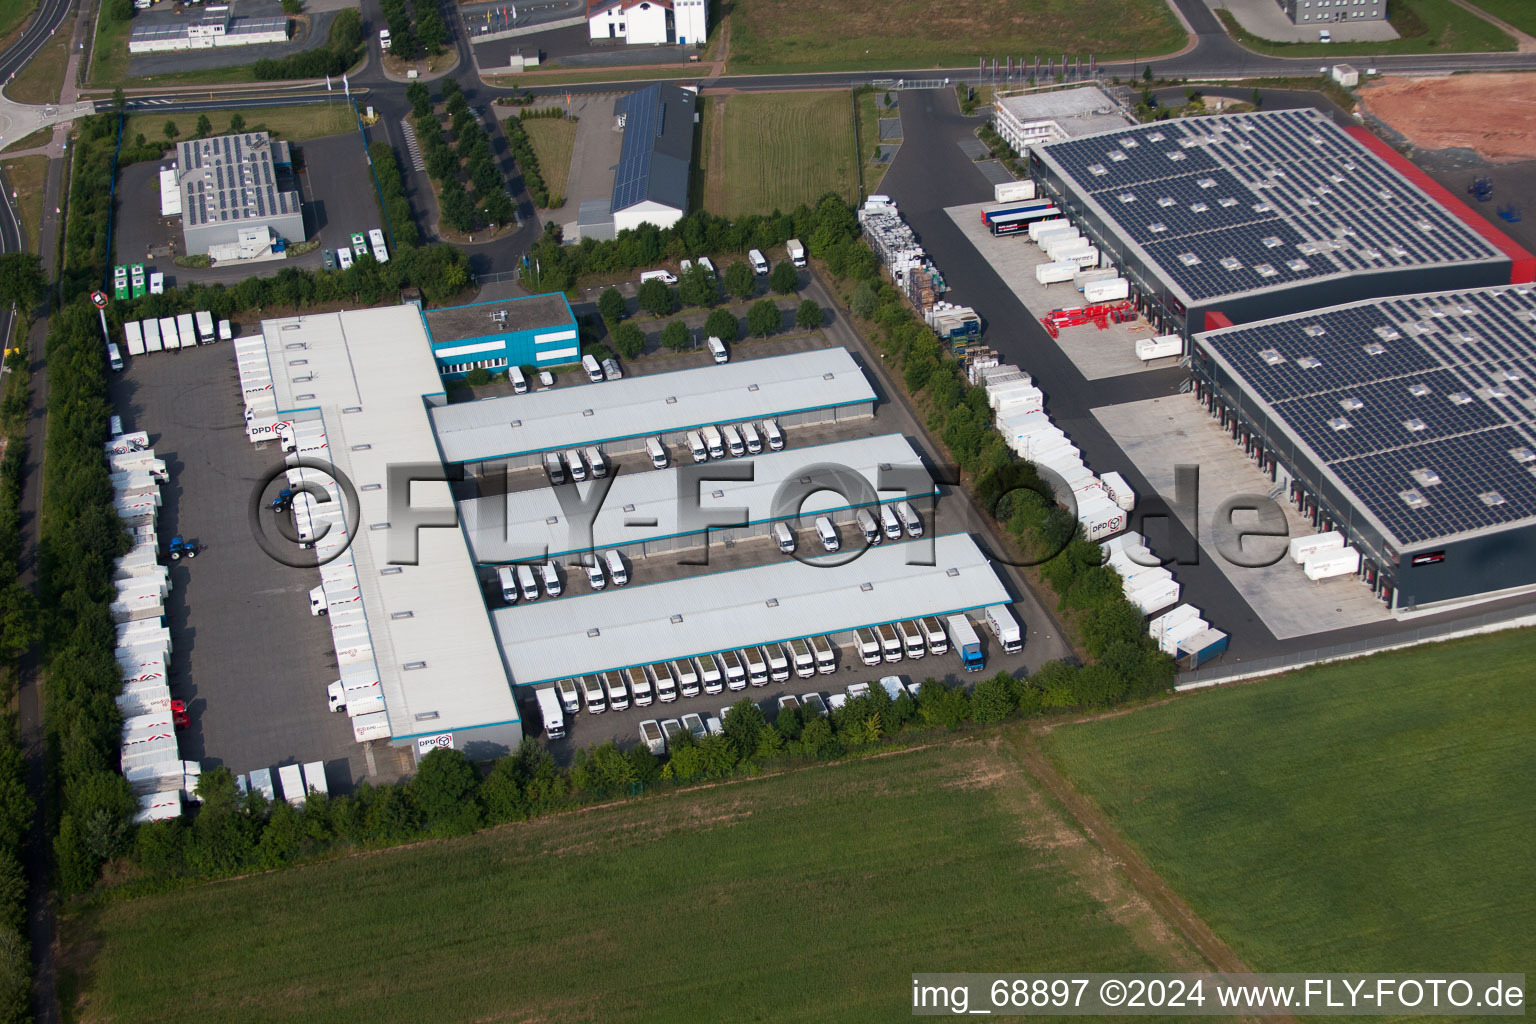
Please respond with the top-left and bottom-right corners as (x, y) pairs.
(699, 654), (724, 694)
(896, 501), (923, 537)
(855, 627), (882, 666)
(556, 677), (581, 714)
(584, 558), (606, 590)
(516, 563), (540, 602)
(497, 566), (518, 604)
(744, 647), (768, 687)
(766, 644), (790, 682)
(603, 671), (629, 711)
(640, 269), (677, 285)
(703, 425), (725, 459)
(810, 634), (835, 674)
(566, 449), (587, 482)
(897, 619), (926, 659)
(585, 447), (606, 478)
(108, 344), (124, 371)
(603, 549), (628, 586)
(541, 561), (562, 597)
(880, 504), (902, 540)
(762, 419), (784, 451)
(687, 431), (709, 463)
(740, 421), (762, 454)
(536, 687), (565, 740)
(627, 667), (653, 706)
(544, 451), (565, 485)
(855, 507), (880, 544)
(650, 662), (677, 702)
(581, 675), (607, 714)
(509, 366), (528, 394)
(646, 437), (668, 469)
(773, 521), (796, 553)
(719, 649), (747, 690)
(815, 516), (839, 552)
(748, 249), (769, 275)
(722, 424), (745, 457)
(707, 336), (728, 363)
(789, 638), (815, 678)
(672, 659), (700, 697)
(582, 354), (604, 382)
(920, 616), (948, 655)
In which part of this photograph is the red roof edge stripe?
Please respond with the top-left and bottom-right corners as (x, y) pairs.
(1204, 310), (1233, 332)
(1343, 125), (1535, 285)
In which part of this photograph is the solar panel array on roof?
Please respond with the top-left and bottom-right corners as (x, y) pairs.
(176, 133), (300, 231)
(610, 84), (694, 215)
(1201, 284), (1536, 546)
(1040, 109), (1504, 303)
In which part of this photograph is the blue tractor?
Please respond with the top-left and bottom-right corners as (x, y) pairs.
(168, 536), (200, 561)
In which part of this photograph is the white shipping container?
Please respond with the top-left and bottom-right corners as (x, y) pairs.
(1288, 530), (1345, 564)
(994, 180), (1036, 203)
(133, 790), (184, 823)
(1158, 614), (1209, 655)
(1042, 233), (1086, 260)
(115, 680), (172, 717)
(1073, 267), (1118, 290)
(352, 711), (390, 742)
(1148, 603), (1201, 641)
(995, 409), (1052, 439)
(1099, 471), (1136, 512)
(992, 386), (1046, 417)
(1135, 335), (1183, 361)
(124, 321), (145, 356)
(1083, 277), (1130, 303)
(1034, 225), (1078, 249)
(1034, 261), (1076, 285)
(1059, 246), (1101, 269)
(1304, 546), (1361, 580)
(1015, 432), (1074, 462)
(1028, 218), (1070, 243)
(142, 318), (163, 353)
(158, 317), (179, 350)
(176, 314), (195, 350)
(1126, 574), (1180, 615)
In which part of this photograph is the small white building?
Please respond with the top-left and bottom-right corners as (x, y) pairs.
(992, 86), (1135, 156)
(587, 0), (706, 46)
(128, 7), (288, 54)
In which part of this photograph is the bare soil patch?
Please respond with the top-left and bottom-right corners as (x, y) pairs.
(1359, 73), (1536, 161)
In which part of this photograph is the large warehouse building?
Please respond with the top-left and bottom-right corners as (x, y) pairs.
(174, 132), (304, 256)
(460, 433), (936, 564)
(1030, 108), (1533, 340)
(244, 305), (523, 756)
(428, 348), (877, 472)
(1193, 283), (1536, 610)
(419, 294), (579, 377)
(493, 533), (1010, 688)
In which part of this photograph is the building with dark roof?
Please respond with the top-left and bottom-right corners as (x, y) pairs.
(1192, 283), (1536, 610)
(418, 294), (578, 378)
(1030, 108), (1533, 340)
(610, 84), (695, 233)
(174, 132), (304, 255)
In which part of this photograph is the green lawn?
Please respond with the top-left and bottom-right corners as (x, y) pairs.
(519, 116), (576, 205)
(124, 104), (356, 146)
(2, 14), (70, 104)
(482, 66), (708, 86)
(0, 155), (48, 253)
(1465, 0), (1536, 35)
(712, 91), (858, 217)
(1041, 628), (1536, 974)
(86, 6), (131, 87)
(65, 742), (1190, 1024)
(727, 0), (1185, 72)
(1215, 0), (1514, 56)
(0, 0), (36, 45)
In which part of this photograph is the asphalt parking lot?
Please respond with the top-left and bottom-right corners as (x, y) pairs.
(127, 4), (338, 78)
(109, 341), (372, 793)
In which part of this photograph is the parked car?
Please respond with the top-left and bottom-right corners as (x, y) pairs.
(322, 249), (335, 270)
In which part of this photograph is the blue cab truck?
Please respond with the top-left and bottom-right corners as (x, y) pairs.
(947, 614), (985, 671)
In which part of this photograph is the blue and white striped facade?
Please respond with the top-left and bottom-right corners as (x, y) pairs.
(418, 295), (579, 379)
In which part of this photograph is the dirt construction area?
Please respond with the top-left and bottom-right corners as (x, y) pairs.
(1358, 74), (1536, 162)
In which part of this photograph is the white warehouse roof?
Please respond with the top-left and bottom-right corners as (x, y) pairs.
(494, 532), (1010, 686)
(461, 433), (934, 563)
(428, 348), (876, 464)
(260, 306), (519, 742)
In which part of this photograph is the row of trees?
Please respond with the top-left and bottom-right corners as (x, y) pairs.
(253, 8), (363, 81)
(413, 78), (514, 233)
(504, 111), (558, 209)
(368, 140), (420, 250)
(62, 116), (119, 301)
(382, 0), (446, 60)
(604, 299), (822, 359)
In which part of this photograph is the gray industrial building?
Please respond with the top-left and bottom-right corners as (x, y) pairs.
(428, 348), (877, 472)
(460, 433), (936, 564)
(1274, 0), (1385, 24)
(1029, 109), (1522, 341)
(610, 83), (695, 233)
(494, 533), (1010, 687)
(175, 132), (305, 255)
(1192, 283), (1536, 610)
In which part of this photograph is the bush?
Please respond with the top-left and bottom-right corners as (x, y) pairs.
(723, 261), (754, 300)
(703, 307), (738, 345)
(769, 259), (798, 294)
(504, 115), (554, 208)
(597, 287), (625, 324)
(659, 319), (690, 351)
(612, 321), (646, 359)
(636, 278), (673, 317)
(747, 299), (780, 337)
(464, 367), (491, 386)
(795, 299), (822, 331)
(253, 9), (362, 80)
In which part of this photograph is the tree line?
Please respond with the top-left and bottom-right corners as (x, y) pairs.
(502, 111), (559, 209)
(409, 78), (515, 233)
(253, 9), (364, 82)
(369, 140), (421, 250)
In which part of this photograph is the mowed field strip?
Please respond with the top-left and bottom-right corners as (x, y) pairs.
(520, 117), (577, 203)
(706, 92), (858, 218)
(1042, 629), (1536, 974)
(726, 0), (1186, 72)
(65, 741), (1211, 1024)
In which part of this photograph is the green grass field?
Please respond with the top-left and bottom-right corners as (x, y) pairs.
(482, 66), (708, 86)
(1465, 0), (1536, 34)
(520, 116), (576, 205)
(0, 155), (47, 253)
(709, 91), (858, 217)
(64, 742), (1192, 1024)
(1215, 0), (1513, 56)
(124, 104), (356, 146)
(727, 0), (1185, 72)
(1041, 629), (1536, 974)
(3, 14), (69, 104)
(0, 0), (36, 45)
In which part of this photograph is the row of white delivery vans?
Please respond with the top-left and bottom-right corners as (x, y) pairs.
(496, 550), (630, 602)
(544, 445), (609, 485)
(773, 500), (923, 556)
(581, 354), (624, 383)
(685, 419), (785, 462)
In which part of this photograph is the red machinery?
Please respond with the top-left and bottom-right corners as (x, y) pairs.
(171, 700), (190, 729)
(1041, 300), (1136, 338)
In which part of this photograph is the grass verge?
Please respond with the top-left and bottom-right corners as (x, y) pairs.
(0, 0), (36, 47)
(3, 14), (71, 104)
(713, 91), (858, 217)
(1214, 0), (1513, 56)
(1, 154), (48, 252)
(3, 125), (51, 153)
(481, 65), (707, 86)
(727, 0), (1184, 72)
(1041, 628), (1536, 973)
(87, 5), (131, 87)
(519, 116), (576, 204)
(123, 103), (355, 146)
(1464, 0), (1536, 35)
(63, 740), (1192, 1023)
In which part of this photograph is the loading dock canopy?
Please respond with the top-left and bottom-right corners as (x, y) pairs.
(494, 532), (1010, 686)
(428, 348), (876, 464)
(461, 433), (934, 562)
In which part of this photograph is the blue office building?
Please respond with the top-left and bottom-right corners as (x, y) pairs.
(418, 294), (579, 378)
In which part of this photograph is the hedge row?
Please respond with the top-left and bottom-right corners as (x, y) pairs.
(504, 114), (556, 209)
(61, 116), (119, 302)
(252, 9), (362, 81)
(368, 140), (420, 250)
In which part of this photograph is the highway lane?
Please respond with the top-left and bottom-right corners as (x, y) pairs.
(0, 0), (74, 82)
